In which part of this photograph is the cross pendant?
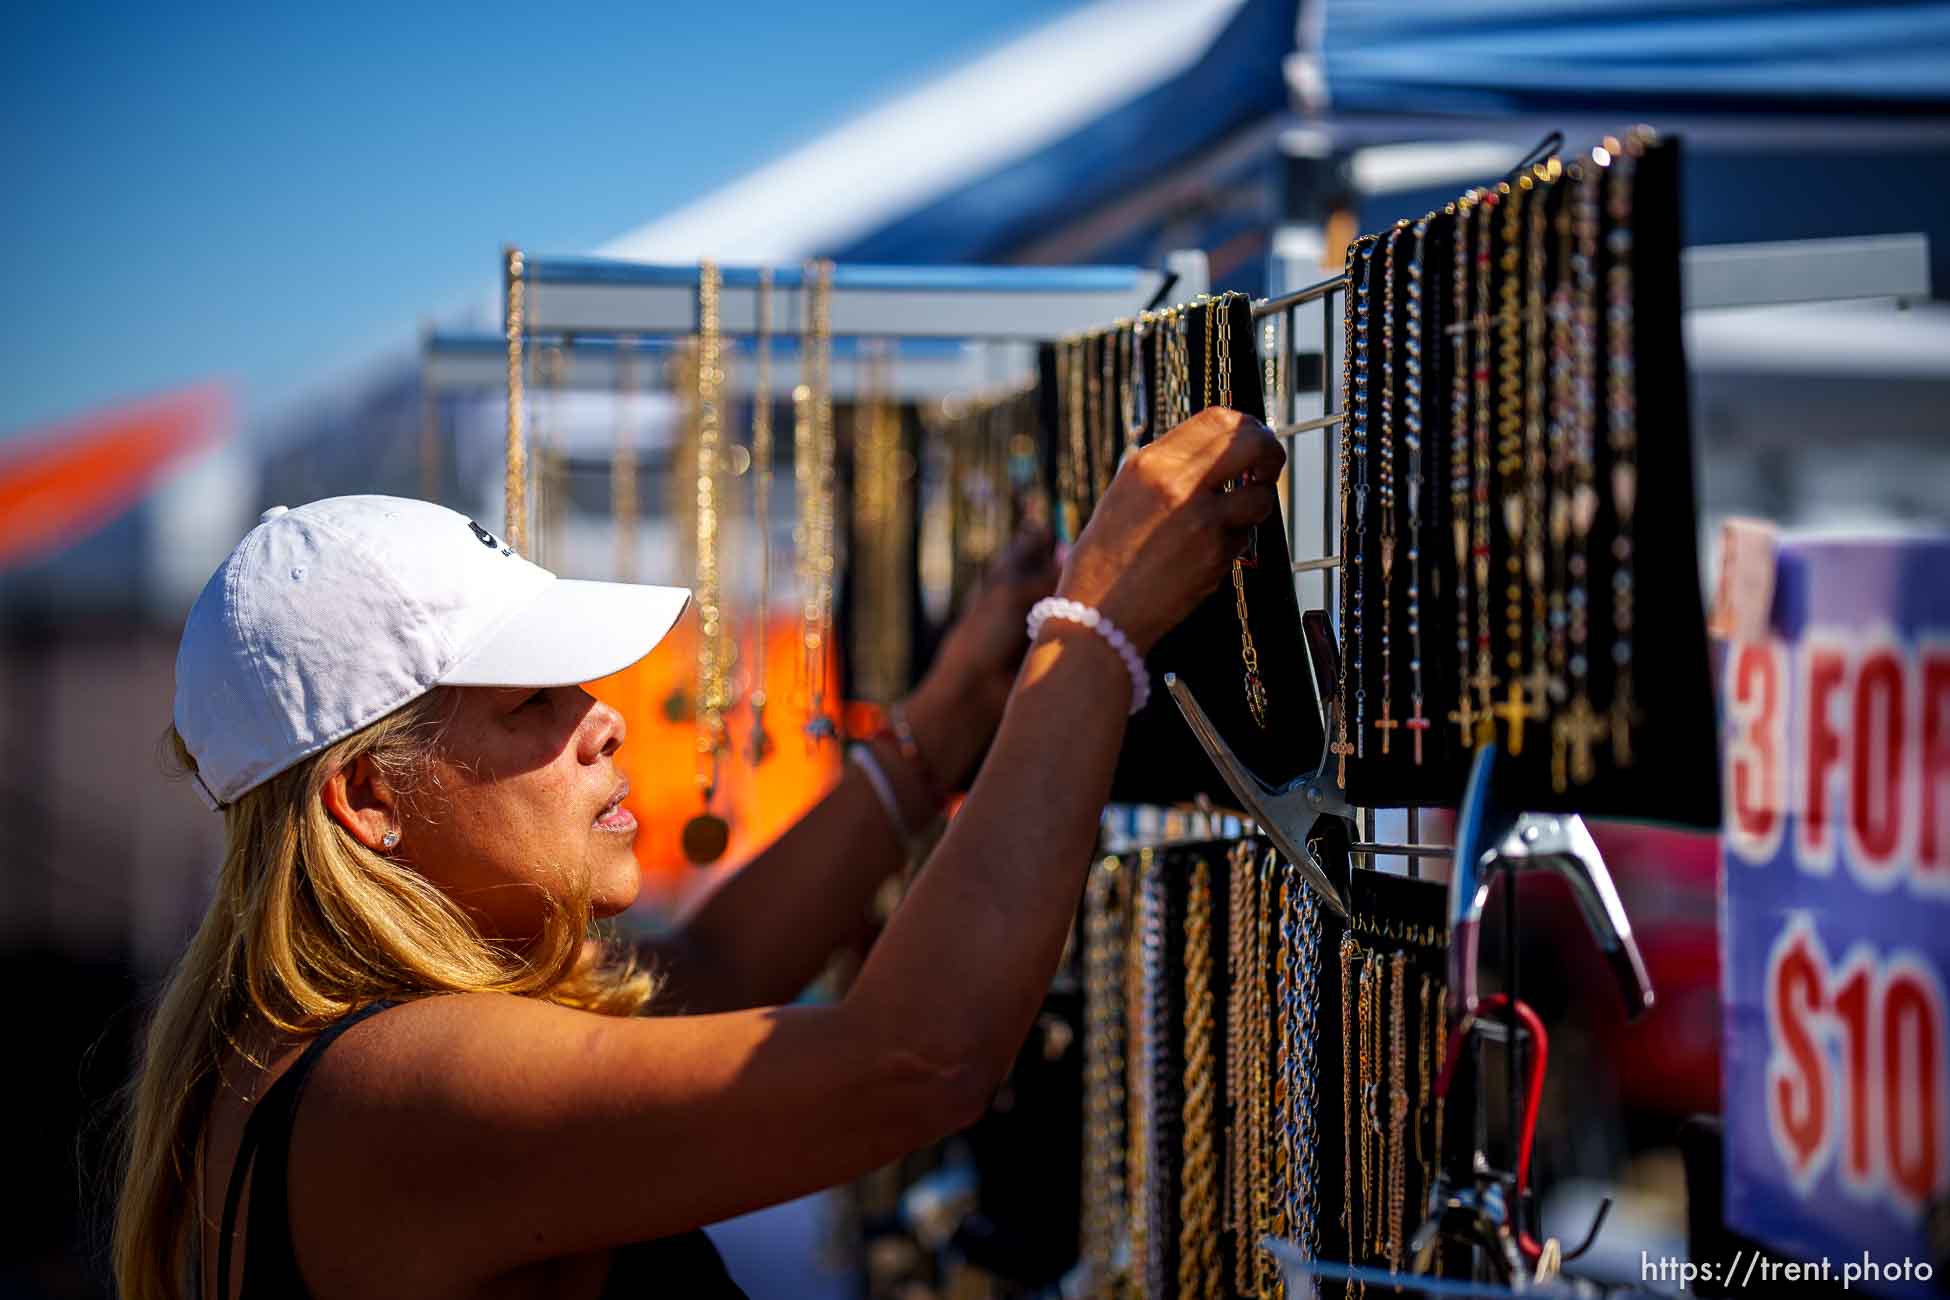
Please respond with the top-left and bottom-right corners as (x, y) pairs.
(1374, 700), (1400, 756)
(1493, 680), (1530, 757)
(1555, 693), (1608, 787)
(1331, 734), (1356, 787)
(1405, 699), (1431, 765)
(1448, 695), (1477, 737)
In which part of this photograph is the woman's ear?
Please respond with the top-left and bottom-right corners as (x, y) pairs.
(322, 754), (401, 852)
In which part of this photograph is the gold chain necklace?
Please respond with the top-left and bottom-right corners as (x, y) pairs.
(1213, 294), (1269, 728)
(502, 250), (528, 555)
(1387, 950), (1409, 1274)
(682, 262), (732, 864)
(1082, 857), (1129, 1294)
(1097, 326), (1120, 501)
(1340, 934), (1364, 1300)
(612, 334), (641, 583)
(799, 261), (839, 746)
(1227, 840), (1256, 1294)
(1178, 855), (1221, 1300)
(1524, 163), (1559, 718)
(1251, 848), (1279, 1297)
(747, 272), (775, 765)
(1492, 179), (1531, 755)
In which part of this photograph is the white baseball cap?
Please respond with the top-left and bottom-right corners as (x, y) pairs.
(173, 495), (691, 810)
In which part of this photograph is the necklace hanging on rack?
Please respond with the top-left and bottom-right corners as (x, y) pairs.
(1331, 239), (1372, 787)
(1214, 294), (1269, 727)
(683, 261), (732, 865)
(1339, 934), (1360, 1295)
(800, 259), (840, 748)
(1067, 336), (1091, 541)
(1278, 863), (1324, 1276)
(1376, 223), (1406, 755)
(1082, 857), (1129, 1294)
(1250, 848), (1280, 1298)
(1134, 850), (1170, 1300)
(747, 270), (776, 766)
(1524, 162), (1559, 719)
(1607, 130), (1647, 768)
(1556, 159), (1609, 787)
(1404, 215), (1432, 765)
(1127, 315), (1151, 451)
(1491, 179), (1532, 755)
(1471, 194), (1499, 741)
(613, 335), (642, 584)
(1418, 971), (1448, 1270)
(1356, 954), (1377, 1273)
(1448, 196), (1478, 741)
(1547, 173), (1577, 754)
(1083, 331), (1105, 513)
(1098, 325), (1121, 501)
(1387, 949), (1410, 1274)
(1178, 855), (1221, 1300)
(1353, 241), (1377, 758)
(1227, 839), (1257, 1296)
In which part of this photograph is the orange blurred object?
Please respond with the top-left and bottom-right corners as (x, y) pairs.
(587, 605), (842, 902)
(0, 382), (230, 570)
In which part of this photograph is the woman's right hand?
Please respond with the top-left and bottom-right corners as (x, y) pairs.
(1055, 407), (1286, 654)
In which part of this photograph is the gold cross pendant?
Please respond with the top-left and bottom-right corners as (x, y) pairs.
(1331, 719), (1356, 787)
(1493, 680), (1530, 756)
(1448, 693), (1478, 737)
(1374, 700), (1399, 756)
(1552, 693), (1608, 791)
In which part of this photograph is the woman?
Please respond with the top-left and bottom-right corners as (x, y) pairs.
(115, 406), (1283, 1299)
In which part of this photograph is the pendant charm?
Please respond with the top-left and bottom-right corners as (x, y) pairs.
(681, 812), (730, 865)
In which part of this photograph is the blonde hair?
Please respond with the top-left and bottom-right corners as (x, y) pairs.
(112, 688), (658, 1300)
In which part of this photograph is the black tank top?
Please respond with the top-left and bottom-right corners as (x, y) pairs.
(214, 999), (748, 1299)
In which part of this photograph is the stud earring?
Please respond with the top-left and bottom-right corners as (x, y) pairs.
(381, 829), (400, 850)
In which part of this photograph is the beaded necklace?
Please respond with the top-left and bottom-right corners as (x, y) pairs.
(1606, 131), (1646, 768)
(1470, 195), (1499, 740)
(1404, 215), (1432, 764)
(1555, 158), (1609, 787)
(1448, 196), (1478, 740)
(1376, 222), (1406, 756)
(1353, 239), (1378, 757)
(1524, 164), (1557, 717)
(1492, 178), (1530, 755)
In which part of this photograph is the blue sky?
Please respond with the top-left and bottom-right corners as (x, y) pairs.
(5, 1), (1082, 438)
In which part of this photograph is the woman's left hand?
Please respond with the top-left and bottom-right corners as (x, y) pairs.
(903, 527), (1058, 789)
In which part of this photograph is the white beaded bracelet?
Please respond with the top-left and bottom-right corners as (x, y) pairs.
(1025, 596), (1150, 715)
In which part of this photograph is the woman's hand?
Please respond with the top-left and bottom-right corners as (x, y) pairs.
(1057, 407), (1286, 654)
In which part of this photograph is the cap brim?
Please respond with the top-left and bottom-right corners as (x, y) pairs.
(438, 578), (692, 688)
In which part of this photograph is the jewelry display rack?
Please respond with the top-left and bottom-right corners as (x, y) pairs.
(1159, 229), (1932, 1292)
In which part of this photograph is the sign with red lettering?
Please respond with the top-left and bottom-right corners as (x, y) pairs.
(1722, 537), (1950, 1291)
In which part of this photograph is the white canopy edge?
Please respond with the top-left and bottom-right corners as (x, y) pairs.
(599, 0), (1248, 264)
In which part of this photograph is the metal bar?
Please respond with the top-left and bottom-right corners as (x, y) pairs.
(1351, 842), (1453, 859)
(1291, 556), (1343, 574)
(1275, 412), (1343, 439)
(1252, 272), (1349, 318)
(1407, 807), (1423, 880)
(1683, 234), (1931, 311)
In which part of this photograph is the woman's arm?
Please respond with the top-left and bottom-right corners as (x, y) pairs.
(287, 410), (1283, 1292)
(648, 539), (1056, 1014)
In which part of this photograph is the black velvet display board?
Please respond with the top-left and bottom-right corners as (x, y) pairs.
(1122, 297), (1322, 805)
(1337, 137), (1721, 827)
(1307, 842), (1455, 1294)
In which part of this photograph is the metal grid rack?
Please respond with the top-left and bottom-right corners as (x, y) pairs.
(1247, 232), (1932, 874)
